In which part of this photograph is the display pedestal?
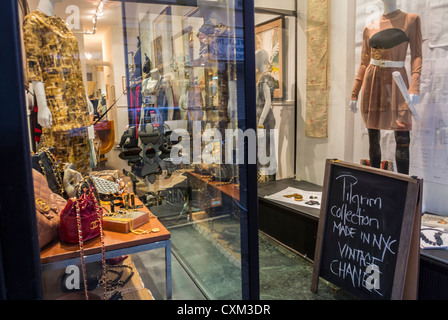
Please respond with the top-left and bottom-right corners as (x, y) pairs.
(258, 179), (322, 260)
(259, 178), (448, 300)
(420, 250), (448, 299)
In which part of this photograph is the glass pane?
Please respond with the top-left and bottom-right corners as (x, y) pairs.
(22, 0), (251, 300)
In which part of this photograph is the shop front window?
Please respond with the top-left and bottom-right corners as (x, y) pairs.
(16, 0), (448, 302)
(256, 0), (448, 301)
(20, 0), (257, 300)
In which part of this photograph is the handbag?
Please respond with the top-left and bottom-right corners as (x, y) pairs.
(32, 147), (65, 198)
(59, 186), (107, 300)
(92, 176), (120, 196)
(32, 169), (66, 249)
(75, 177), (101, 204)
(60, 190), (102, 244)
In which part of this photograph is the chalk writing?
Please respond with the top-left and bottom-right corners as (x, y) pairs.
(325, 173), (399, 296)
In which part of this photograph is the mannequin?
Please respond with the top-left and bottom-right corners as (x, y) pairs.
(256, 49), (276, 179)
(34, 0), (60, 128)
(176, 62), (189, 120)
(36, 0), (59, 16)
(24, 0), (93, 175)
(350, 0), (422, 174)
(141, 68), (174, 123)
(34, 0), (93, 128)
(142, 69), (160, 97)
(256, 50), (275, 129)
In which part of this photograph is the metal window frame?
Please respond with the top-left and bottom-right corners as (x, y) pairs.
(0, 0), (44, 300)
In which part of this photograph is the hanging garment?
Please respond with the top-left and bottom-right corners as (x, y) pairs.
(42, 128), (91, 177)
(32, 94), (42, 143)
(351, 10), (422, 131)
(23, 10), (91, 132)
(130, 83), (142, 126)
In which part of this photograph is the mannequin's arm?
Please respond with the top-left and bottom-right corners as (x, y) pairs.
(178, 81), (188, 112)
(258, 82), (272, 128)
(33, 81), (53, 128)
(166, 83), (174, 121)
(350, 27), (370, 113)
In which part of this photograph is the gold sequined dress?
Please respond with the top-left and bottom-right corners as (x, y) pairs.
(23, 10), (91, 174)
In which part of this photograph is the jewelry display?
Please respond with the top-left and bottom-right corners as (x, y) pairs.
(420, 228), (448, 247)
(103, 207), (158, 235)
(284, 193), (304, 202)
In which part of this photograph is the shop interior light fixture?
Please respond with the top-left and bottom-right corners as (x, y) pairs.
(78, 0), (106, 35)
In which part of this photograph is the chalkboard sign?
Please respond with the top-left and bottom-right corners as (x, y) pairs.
(311, 160), (422, 300)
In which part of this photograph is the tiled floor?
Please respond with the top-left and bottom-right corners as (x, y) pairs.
(131, 213), (353, 300)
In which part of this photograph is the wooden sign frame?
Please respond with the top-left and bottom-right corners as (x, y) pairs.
(311, 160), (423, 300)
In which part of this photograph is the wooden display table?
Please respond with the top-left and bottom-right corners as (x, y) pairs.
(40, 199), (172, 300)
(185, 171), (240, 201)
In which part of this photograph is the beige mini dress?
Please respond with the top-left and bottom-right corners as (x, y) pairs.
(352, 10), (422, 131)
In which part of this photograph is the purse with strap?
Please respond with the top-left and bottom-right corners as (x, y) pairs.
(59, 186), (107, 300)
(32, 147), (66, 198)
(75, 177), (101, 204)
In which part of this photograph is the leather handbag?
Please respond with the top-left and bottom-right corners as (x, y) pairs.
(32, 147), (66, 198)
(75, 177), (101, 204)
(59, 190), (103, 244)
(32, 169), (66, 249)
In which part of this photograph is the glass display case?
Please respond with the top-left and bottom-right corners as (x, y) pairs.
(7, 0), (259, 300)
(7, 0), (448, 302)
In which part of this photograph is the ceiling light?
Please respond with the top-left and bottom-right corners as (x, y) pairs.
(76, 0), (107, 35)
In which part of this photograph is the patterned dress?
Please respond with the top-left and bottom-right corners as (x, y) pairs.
(23, 10), (91, 175)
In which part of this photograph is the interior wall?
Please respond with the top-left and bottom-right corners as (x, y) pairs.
(296, 0), (357, 186)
